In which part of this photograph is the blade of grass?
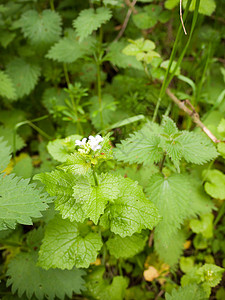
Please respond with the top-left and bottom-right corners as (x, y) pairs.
(153, 0), (200, 122)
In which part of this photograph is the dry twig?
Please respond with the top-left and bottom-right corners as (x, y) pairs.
(114, 0), (137, 42)
(166, 88), (221, 143)
(180, 0), (187, 35)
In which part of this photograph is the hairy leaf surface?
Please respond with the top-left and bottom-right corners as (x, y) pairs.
(73, 7), (112, 41)
(7, 251), (86, 300)
(20, 9), (62, 45)
(100, 176), (160, 237)
(0, 71), (16, 100)
(6, 58), (41, 99)
(34, 170), (86, 222)
(0, 137), (11, 171)
(0, 174), (51, 230)
(38, 215), (103, 269)
(73, 173), (120, 224)
(106, 231), (148, 258)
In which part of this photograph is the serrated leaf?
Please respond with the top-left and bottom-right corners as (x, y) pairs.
(73, 7), (112, 41)
(196, 264), (225, 287)
(114, 122), (163, 166)
(85, 266), (128, 300)
(73, 173), (120, 224)
(0, 137), (11, 171)
(203, 169), (225, 200)
(218, 142), (225, 158)
(34, 170), (86, 222)
(0, 174), (51, 230)
(165, 284), (207, 300)
(42, 87), (67, 114)
(100, 176), (160, 237)
(47, 135), (82, 162)
(177, 131), (218, 164)
(107, 40), (143, 70)
(0, 71), (16, 100)
(38, 215), (103, 269)
(106, 231), (148, 258)
(7, 251), (86, 300)
(47, 33), (94, 63)
(59, 152), (91, 175)
(6, 58), (41, 99)
(20, 9), (62, 45)
(161, 116), (178, 136)
(146, 174), (194, 232)
(0, 126), (25, 151)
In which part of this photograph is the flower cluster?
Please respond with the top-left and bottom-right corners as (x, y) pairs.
(75, 135), (104, 154)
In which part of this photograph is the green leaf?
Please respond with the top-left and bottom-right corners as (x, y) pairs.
(0, 126), (25, 151)
(0, 137), (11, 171)
(89, 94), (117, 130)
(190, 213), (214, 238)
(196, 264), (225, 287)
(114, 122), (164, 166)
(218, 142), (225, 158)
(47, 33), (94, 63)
(146, 174), (193, 232)
(73, 7), (112, 41)
(59, 152), (91, 175)
(217, 118), (225, 136)
(0, 71), (16, 100)
(20, 9), (62, 45)
(7, 251), (86, 300)
(73, 173), (120, 224)
(165, 0), (216, 16)
(133, 12), (157, 30)
(154, 226), (187, 266)
(34, 170), (86, 222)
(106, 231), (148, 258)
(84, 266), (128, 300)
(107, 40), (143, 70)
(13, 155), (33, 179)
(183, 0), (216, 16)
(47, 135), (82, 162)
(177, 131), (218, 165)
(38, 215), (103, 269)
(100, 176), (160, 237)
(0, 174), (51, 230)
(6, 58), (41, 99)
(165, 284), (207, 300)
(203, 169), (225, 200)
(161, 116), (178, 136)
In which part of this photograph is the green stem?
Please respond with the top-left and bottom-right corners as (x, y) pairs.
(13, 115), (51, 159)
(63, 63), (70, 87)
(93, 170), (99, 186)
(152, 0), (197, 122)
(214, 201), (225, 226)
(102, 244), (107, 265)
(118, 259), (123, 276)
(195, 43), (212, 105)
(50, 0), (55, 11)
(97, 60), (103, 129)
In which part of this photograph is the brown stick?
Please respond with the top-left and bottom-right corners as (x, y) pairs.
(180, 0), (187, 35)
(166, 88), (221, 143)
(114, 0), (137, 42)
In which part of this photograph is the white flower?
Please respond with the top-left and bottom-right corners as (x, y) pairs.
(88, 135), (104, 151)
(75, 138), (87, 147)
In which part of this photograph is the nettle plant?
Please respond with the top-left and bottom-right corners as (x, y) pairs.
(34, 133), (160, 269)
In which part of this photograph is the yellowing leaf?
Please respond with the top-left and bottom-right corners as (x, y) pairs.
(143, 266), (159, 281)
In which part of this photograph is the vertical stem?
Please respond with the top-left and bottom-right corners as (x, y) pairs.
(152, 0), (196, 122)
(97, 61), (103, 128)
(93, 169), (99, 186)
(50, 0), (55, 11)
(63, 63), (70, 87)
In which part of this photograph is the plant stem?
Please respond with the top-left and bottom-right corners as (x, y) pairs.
(13, 115), (51, 159)
(214, 201), (225, 226)
(63, 63), (70, 87)
(50, 0), (55, 11)
(93, 169), (99, 186)
(152, 0), (197, 122)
